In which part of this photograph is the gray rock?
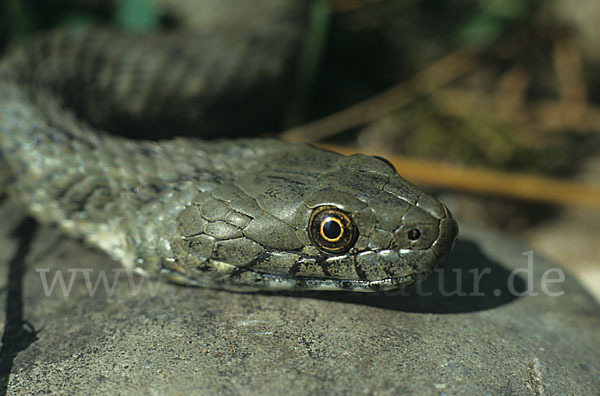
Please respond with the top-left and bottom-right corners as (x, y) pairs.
(0, 200), (598, 395)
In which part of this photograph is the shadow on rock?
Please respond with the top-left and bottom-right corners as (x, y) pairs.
(282, 240), (527, 314)
(0, 217), (40, 396)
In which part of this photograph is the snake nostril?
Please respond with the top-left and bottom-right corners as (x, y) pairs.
(407, 228), (421, 241)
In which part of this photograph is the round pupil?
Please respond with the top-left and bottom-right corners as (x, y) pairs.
(407, 228), (421, 241)
(322, 218), (342, 240)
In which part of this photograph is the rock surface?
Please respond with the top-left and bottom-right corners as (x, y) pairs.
(0, 199), (598, 395)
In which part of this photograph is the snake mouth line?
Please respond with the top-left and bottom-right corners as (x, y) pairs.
(231, 266), (423, 292)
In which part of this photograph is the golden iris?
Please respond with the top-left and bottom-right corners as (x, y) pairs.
(308, 206), (358, 253)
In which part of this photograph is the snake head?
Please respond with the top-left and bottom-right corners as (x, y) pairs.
(172, 145), (458, 292)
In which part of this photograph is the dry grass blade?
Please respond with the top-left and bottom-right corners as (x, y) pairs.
(282, 50), (476, 143)
(553, 38), (588, 126)
(318, 144), (600, 209)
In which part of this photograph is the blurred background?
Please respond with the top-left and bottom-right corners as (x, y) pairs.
(1, 0), (599, 299)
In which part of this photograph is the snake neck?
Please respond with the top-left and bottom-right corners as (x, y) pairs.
(0, 32), (302, 270)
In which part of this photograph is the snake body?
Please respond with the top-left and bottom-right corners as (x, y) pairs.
(0, 5), (458, 292)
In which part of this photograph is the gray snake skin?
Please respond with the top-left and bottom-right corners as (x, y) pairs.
(0, 5), (458, 292)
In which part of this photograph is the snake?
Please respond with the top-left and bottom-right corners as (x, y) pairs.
(0, 1), (458, 292)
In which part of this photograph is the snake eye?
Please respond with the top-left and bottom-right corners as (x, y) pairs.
(308, 206), (358, 253)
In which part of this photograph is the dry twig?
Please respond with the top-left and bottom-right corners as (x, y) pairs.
(318, 143), (600, 209)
